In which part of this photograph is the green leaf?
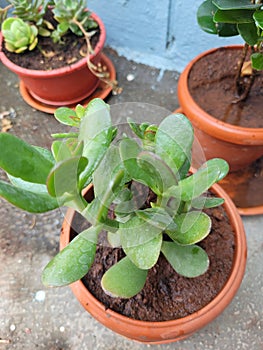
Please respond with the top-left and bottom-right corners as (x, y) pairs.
(47, 156), (88, 197)
(167, 158), (228, 202)
(119, 215), (162, 248)
(254, 10), (263, 30)
(0, 179), (59, 213)
(42, 227), (99, 287)
(101, 256), (148, 298)
(93, 144), (128, 199)
(197, 0), (218, 34)
(237, 22), (259, 45)
(54, 107), (80, 127)
(191, 196), (225, 209)
(119, 138), (161, 192)
(83, 169), (125, 225)
(0, 133), (54, 184)
(78, 99), (114, 187)
(168, 212), (212, 245)
(155, 113), (193, 177)
(213, 0), (262, 10)
(137, 151), (178, 193)
(161, 241), (209, 278)
(136, 207), (177, 231)
(214, 9), (255, 24)
(123, 234), (162, 269)
(51, 139), (84, 162)
(251, 52), (263, 70)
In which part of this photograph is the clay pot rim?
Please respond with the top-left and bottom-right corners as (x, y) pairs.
(0, 11), (105, 78)
(60, 182), (246, 341)
(178, 45), (263, 145)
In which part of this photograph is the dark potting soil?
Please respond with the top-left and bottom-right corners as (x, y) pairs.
(188, 47), (263, 128)
(2, 9), (100, 71)
(70, 196), (235, 322)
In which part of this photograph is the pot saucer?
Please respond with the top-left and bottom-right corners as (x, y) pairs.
(219, 156), (263, 216)
(19, 53), (116, 114)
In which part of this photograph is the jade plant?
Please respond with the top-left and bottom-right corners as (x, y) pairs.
(197, 0), (263, 101)
(0, 98), (229, 298)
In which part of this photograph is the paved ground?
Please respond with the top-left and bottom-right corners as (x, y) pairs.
(0, 48), (262, 350)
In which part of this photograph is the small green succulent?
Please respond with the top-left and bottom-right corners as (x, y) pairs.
(1, 17), (38, 53)
(0, 98), (229, 298)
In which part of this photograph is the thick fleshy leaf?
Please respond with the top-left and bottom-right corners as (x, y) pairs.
(119, 215), (162, 248)
(213, 0), (262, 10)
(237, 22), (259, 45)
(83, 170), (125, 225)
(191, 196), (225, 209)
(47, 156), (88, 197)
(101, 256), (148, 298)
(93, 144), (128, 199)
(42, 227), (99, 287)
(119, 138), (161, 192)
(168, 212), (212, 245)
(0, 180), (59, 213)
(78, 99), (114, 187)
(214, 9), (255, 24)
(54, 107), (80, 127)
(137, 151), (178, 192)
(124, 234), (162, 269)
(0, 133), (54, 184)
(136, 207), (177, 231)
(155, 113), (193, 175)
(51, 139), (84, 162)
(166, 158), (229, 202)
(161, 241), (209, 278)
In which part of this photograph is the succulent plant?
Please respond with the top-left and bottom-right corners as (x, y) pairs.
(1, 0), (97, 48)
(0, 98), (229, 298)
(51, 0), (97, 43)
(1, 17), (38, 53)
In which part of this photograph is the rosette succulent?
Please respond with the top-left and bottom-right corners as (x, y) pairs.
(1, 17), (38, 53)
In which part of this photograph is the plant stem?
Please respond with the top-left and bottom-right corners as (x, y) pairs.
(233, 44), (256, 103)
(72, 18), (122, 95)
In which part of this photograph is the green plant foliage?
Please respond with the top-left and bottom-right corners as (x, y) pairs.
(0, 98), (229, 298)
(197, 0), (263, 70)
(1, 0), (98, 52)
(1, 17), (38, 53)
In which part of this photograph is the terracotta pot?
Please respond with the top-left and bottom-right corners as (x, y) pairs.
(0, 12), (106, 106)
(60, 183), (247, 344)
(177, 45), (263, 172)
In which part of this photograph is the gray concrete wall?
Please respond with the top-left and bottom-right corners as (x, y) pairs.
(89, 0), (242, 72)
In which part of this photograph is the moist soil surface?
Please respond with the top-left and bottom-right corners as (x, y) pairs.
(71, 197), (235, 322)
(1, 9), (100, 71)
(188, 47), (263, 128)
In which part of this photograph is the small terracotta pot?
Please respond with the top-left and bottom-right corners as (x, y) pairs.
(0, 12), (105, 106)
(177, 45), (263, 172)
(60, 183), (247, 344)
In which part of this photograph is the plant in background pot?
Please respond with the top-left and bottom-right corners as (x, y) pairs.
(177, 0), (263, 214)
(0, 0), (119, 109)
(0, 98), (246, 344)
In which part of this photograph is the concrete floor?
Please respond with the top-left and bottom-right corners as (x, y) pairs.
(0, 48), (263, 350)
